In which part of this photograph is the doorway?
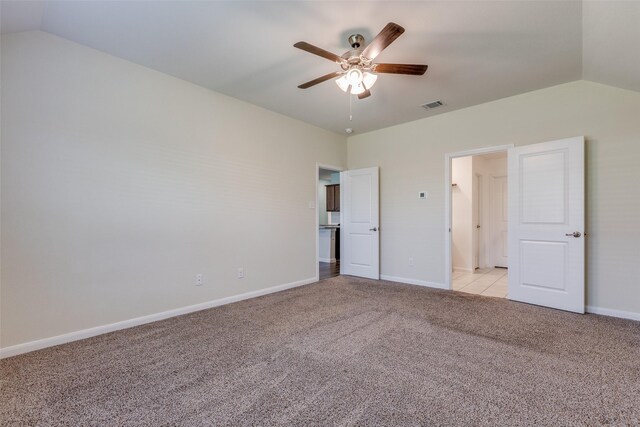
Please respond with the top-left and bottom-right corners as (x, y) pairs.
(446, 145), (512, 298)
(315, 164), (381, 282)
(445, 137), (585, 314)
(317, 164), (342, 281)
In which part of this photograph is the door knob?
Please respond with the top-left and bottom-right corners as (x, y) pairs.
(369, 227), (378, 232)
(565, 231), (581, 238)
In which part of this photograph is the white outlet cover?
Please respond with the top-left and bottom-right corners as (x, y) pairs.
(237, 268), (244, 279)
(308, 201), (315, 209)
(195, 274), (203, 286)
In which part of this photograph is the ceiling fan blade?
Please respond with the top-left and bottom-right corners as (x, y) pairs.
(297, 71), (344, 89)
(294, 42), (346, 64)
(361, 22), (405, 60)
(358, 90), (371, 99)
(374, 63), (428, 75)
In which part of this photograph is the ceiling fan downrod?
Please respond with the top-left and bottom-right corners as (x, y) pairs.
(348, 34), (365, 49)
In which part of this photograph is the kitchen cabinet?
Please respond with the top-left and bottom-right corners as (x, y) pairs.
(318, 226), (339, 262)
(326, 184), (340, 212)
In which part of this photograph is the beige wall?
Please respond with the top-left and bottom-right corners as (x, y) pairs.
(0, 31), (347, 348)
(348, 80), (640, 315)
(2, 31), (639, 351)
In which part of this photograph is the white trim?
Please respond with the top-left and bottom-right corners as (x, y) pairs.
(444, 144), (513, 290)
(0, 277), (317, 359)
(380, 275), (448, 290)
(316, 163), (344, 282)
(319, 257), (336, 263)
(586, 306), (640, 322)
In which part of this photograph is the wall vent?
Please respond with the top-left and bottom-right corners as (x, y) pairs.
(421, 100), (444, 110)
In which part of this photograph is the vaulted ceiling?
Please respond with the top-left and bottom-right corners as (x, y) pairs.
(2, 1), (639, 135)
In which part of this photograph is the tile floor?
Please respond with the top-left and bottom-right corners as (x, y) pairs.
(452, 268), (508, 298)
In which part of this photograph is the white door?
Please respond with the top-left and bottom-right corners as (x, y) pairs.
(491, 175), (509, 268)
(340, 167), (380, 279)
(508, 137), (585, 313)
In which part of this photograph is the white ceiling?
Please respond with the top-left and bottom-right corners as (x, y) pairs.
(582, 1), (640, 94)
(2, 1), (638, 135)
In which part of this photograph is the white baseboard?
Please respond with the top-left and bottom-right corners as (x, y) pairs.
(380, 275), (449, 290)
(453, 267), (474, 273)
(0, 277), (317, 359)
(319, 257), (336, 263)
(586, 305), (640, 322)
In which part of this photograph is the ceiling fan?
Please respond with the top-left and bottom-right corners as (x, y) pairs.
(294, 22), (428, 99)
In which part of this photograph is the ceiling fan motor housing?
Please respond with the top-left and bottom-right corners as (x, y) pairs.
(348, 34), (365, 49)
(342, 34), (373, 69)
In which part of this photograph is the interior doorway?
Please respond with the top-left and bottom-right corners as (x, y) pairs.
(316, 164), (342, 281)
(445, 138), (585, 312)
(446, 146), (512, 298)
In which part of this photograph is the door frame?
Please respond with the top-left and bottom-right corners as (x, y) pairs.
(315, 163), (344, 281)
(444, 144), (513, 289)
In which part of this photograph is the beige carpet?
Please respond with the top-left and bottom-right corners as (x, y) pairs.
(1, 275), (639, 426)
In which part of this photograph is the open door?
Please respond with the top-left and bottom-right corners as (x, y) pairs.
(340, 167), (380, 279)
(508, 137), (585, 313)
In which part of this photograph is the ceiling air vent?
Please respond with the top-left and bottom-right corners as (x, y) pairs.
(421, 100), (444, 110)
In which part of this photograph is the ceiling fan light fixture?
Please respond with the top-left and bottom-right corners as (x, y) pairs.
(346, 68), (363, 86)
(336, 69), (377, 95)
(335, 75), (350, 92)
(362, 72), (377, 89)
(350, 82), (366, 95)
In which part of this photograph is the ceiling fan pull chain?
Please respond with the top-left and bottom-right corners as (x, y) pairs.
(349, 94), (353, 122)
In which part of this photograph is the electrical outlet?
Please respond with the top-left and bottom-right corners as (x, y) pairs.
(409, 257), (415, 267)
(237, 267), (244, 279)
(195, 274), (203, 286)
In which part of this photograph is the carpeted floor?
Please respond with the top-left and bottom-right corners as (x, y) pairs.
(2, 275), (639, 426)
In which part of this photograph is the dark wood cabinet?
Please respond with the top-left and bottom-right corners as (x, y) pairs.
(325, 184), (340, 212)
